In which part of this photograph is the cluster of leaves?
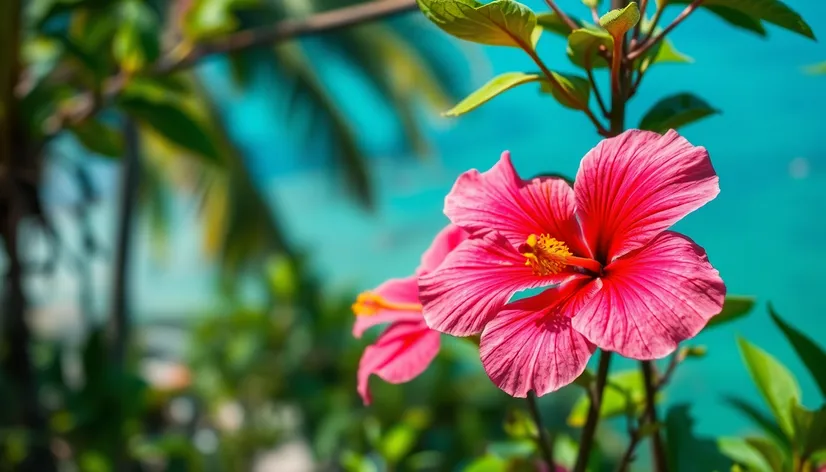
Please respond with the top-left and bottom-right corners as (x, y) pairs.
(22, 0), (460, 282)
(415, 0), (814, 134)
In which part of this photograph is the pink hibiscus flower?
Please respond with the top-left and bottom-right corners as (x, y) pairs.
(352, 224), (468, 405)
(419, 130), (726, 397)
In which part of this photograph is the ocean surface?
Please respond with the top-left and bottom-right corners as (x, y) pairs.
(34, 0), (826, 440)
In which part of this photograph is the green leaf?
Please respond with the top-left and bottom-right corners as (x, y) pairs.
(791, 404), (826, 459)
(599, 2), (640, 38)
(443, 72), (543, 116)
(118, 91), (222, 163)
(416, 0), (541, 49)
(568, 370), (655, 426)
(804, 62), (826, 75)
(464, 455), (507, 472)
(723, 396), (789, 449)
(638, 38), (693, 74)
(737, 337), (801, 438)
(769, 304), (826, 398)
(582, 0), (600, 8)
(705, 295), (756, 329)
(183, 0), (241, 41)
(745, 437), (788, 472)
(669, 0), (814, 39)
(535, 11), (584, 36)
(567, 27), (613, 69)
(540, 72), (591, 110)
(381, 425), (419, 464)
(639, 93), (719, 133)
(487, 439), (536, 459)
(503, 408), (538, 439)
(69, 119), (124, 158)
(718, 437), (773, 472)
(705, 5), (768, 36)
(112, 0), (160, 73)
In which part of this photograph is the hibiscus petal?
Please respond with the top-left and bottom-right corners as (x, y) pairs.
(353, 277), (422, 338)
(480, 279), (596, 397)
(419, 231), (574, 337)
(356, 321), (440, 405)
(571, 231), (726, 360)
(417, 224), (470, 275)
(444, 151), (589, 256)
(576, 129), (719, 262)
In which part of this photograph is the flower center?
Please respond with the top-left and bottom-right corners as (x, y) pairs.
(351, 292), (422, 317)
(520, 234), (572, 276)
(519, 233), (604, 276)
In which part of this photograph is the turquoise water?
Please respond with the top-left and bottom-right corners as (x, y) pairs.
(60, 0), (824, 439)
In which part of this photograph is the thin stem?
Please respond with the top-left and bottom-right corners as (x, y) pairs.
(610, 35), (623, 99)
(156, 0), (418, 74)
(43, 0), (419, 136)
(632, 0), (649, 43)
(590, 6), (601, 25)
(584, 49), (608, 117)
(641, 361), (669, 472)
(645, 2), (666, 40)
(542, 0), (581, 34)
(573, 351), (613, 472)
(527, 392), (556, 470)
(525, 49), (609, 136)
(655, 350), (684, 390)
(629, 0), (704, 61)
(615, 428), (643, 472)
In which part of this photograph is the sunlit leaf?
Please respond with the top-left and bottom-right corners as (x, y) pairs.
(705, 296), (756, 329)
(639, 93), (719, 133)
(444, 72), (543, 116)
(540, 72), (591, 110)
(416, 0), (541, 50)
(737, 337), (801, 438)
(112, 0), (160, 73)
(599, 1), (640, 38)
(747, 437), (788, 472)
(69, 119), (124, 157)
(567, 27), (613, 69)
(769, 304), (826, 398)
(718, 437), (774, 472)
(503, 408), (538, 439)
(638, 38), (693, 74)
(804, 62), (826, 75)
(568, 370), (657, 426)
(465, 455), (508, 472)
(669, 0), (814, 39)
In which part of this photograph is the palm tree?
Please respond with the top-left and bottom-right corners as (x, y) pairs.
(2, 0), (464, 466)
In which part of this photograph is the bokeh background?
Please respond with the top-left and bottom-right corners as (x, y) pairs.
(3, 0), (825, 470)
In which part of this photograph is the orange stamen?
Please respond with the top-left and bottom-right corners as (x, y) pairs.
(351, 292), (422, 317)
(520, 233), (602, 276)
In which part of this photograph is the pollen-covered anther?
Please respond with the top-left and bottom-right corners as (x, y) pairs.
(351, 292), (423, 317)
(520, 233), (572, 276)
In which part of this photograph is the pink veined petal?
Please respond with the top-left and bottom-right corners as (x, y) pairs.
(480, 278), (597, 398)
(356, 320), (440, 405)
(444, 151), (589, 256)
(417, 224), (470, 275)
(571, 231), (726, 360)
(353, 277), (422, 338)
(575, 129), (720, 262)
(419, 231), (577, 337)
